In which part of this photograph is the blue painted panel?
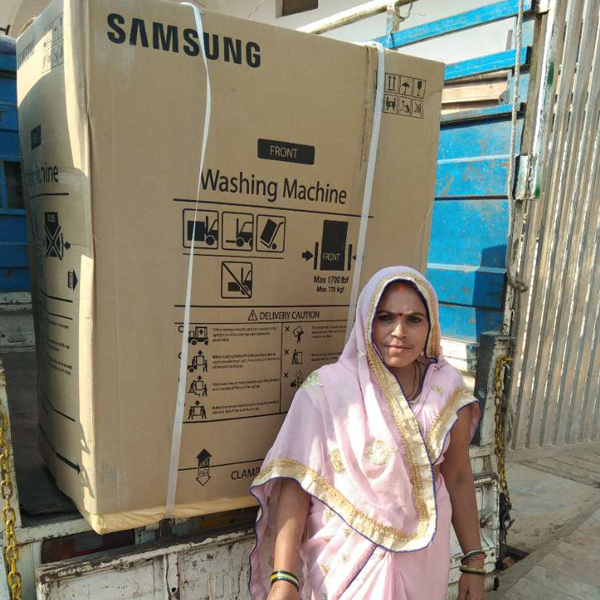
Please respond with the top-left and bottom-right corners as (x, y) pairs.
(445, 48), (529, 81)
(439, 303), (504, 342)
(427, 264), (505, 309)
(0, 104), (18, 131)
(0, 214), (28, 243)
(2, 45), (29, 290)
(375, 0), (533, 49)
(0, 131), (19, 159)
(429, 200), (508, 267)
(0, 244), (29, 268)
(0, 55), (17, 72)
(0, 77), (17, 104)
(0, 163), (5, 208)
(438, 117), (523, 160)
(0, 132), (20, 161)
(0, 268), (30, 292)
(435, 158), (508, 197)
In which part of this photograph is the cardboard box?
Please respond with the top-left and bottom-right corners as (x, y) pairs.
(17, 0), (443, 533)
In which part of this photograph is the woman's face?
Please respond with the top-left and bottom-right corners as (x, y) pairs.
(372, 281), (429, 372)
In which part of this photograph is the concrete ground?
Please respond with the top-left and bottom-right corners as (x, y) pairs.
(488, 449), (600, 600)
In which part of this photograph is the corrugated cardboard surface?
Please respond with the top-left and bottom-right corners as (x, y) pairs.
(17, 0), (443, 533)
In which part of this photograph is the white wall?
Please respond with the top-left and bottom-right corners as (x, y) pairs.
(201, 0), (515, 64)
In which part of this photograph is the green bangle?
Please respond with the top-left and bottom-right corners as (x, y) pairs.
(270, 570), (300, 591)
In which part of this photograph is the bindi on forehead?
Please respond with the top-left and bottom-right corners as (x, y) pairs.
(378, 282), (427, 313)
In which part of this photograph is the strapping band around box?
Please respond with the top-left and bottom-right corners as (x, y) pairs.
(165, 34), (384, 515)
(345, 42), (385, 341)
(166, 2), (212, 519)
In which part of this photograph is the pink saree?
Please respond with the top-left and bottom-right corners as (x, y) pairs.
(250, 266), (480, 600)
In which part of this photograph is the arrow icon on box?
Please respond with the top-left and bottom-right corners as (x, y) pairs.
(67, 269), (78, 291)
(302, 250), (313, 261)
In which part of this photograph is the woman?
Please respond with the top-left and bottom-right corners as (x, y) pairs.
(250, 266), (486, 600)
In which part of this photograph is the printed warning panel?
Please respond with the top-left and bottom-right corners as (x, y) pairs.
(177, 321), (282, 423)
(174, 306), (349, 424)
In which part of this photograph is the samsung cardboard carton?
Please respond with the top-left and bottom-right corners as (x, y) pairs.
(17, 0), (443, 533)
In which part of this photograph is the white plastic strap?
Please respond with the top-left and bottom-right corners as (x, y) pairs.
(165, 2), (212, 518)
(345, 42), (385, 340)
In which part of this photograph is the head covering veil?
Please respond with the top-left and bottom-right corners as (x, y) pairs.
(249, 266), (480, 597)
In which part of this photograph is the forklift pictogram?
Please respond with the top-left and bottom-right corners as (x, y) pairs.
(221, 262), (253, 298)
(188, 350), (208, 372)
(223, 212), (254, 251)
(178, 325), (209, 346)
(183, 209), (219, 249)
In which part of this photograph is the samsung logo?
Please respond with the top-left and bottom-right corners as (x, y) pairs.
(107, 13), (261, 68)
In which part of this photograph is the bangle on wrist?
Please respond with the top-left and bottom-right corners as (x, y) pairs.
(460, 549), (486, 564)
(270, 570), (300, 591)
(459, 565), (487, 576)
(465, 555), (485, 564)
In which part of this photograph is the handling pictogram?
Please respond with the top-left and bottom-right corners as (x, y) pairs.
(384, 94), (398, 115)
(179, 324), (210, 346)
(188, 400), (207, 420)
(189, 375), (208, 397)
(187, 349), (208, 373)
(377, 72), (426, 119)
(222, 212), (254, 251)
(290, 371), (304, 389)
(44, 212), (70, 260)
(257, 215), (286, 253)
(293, 325), (304, 344)
(302, 220), (355, 272)
(196, 449), (212, 486)
(183, 209), (219, 249)
(221, 261), (253, 298)
(414, 78), (426, 98)
(67, 269), (78, 291)
(385, 73), (399, 93)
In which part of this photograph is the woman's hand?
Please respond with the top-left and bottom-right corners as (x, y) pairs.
(266, 580), (299, 600)
(457, 572), (485, 600)
(457, 554), (485, 600)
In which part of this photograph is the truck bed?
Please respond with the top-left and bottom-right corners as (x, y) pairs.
(2, 351), (78, 524)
